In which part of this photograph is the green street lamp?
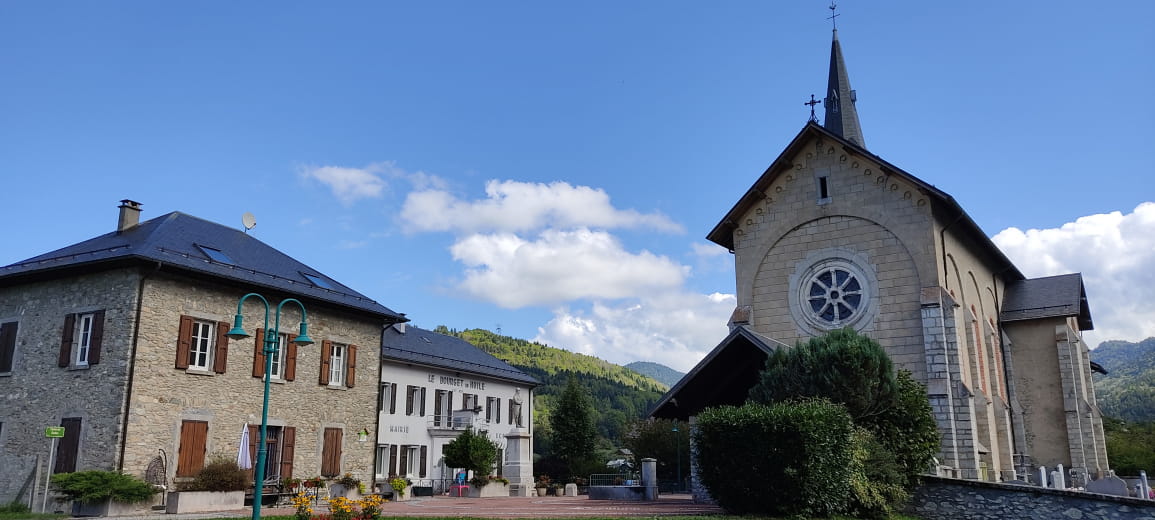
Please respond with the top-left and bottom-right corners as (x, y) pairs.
(672, 421), (682, 493)
(226, 293), (313, 520)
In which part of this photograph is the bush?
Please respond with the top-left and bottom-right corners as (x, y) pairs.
(866, 369), (940, 489)
(0, 501), (30, 513)
(442, 427), (500, 479)
(177, 457), (249, 492)
(693, 399), (854, 517)
(50, 471), (156, 504)
(847, 428), (909, 519)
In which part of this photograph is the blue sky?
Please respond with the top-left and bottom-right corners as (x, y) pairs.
(2, 2), (1152, 371)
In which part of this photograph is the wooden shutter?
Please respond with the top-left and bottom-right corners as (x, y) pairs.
(89, 310), (105, 365)
(345, 345), (357, 388)
(54, 418), (82, 473)
(0, 322), (17, 373)
(280, 427), (296, 479)
(388, 445), (397, 477)
(419, 387), (426, 417)
(321, 427), (342, 477)
(59, 314), (75, 367)
(176, 420), (208, 477)
(213, 321), (229, 373)
(419, 446), (427, 478)
(285, 340), (297, 381)
(247, 424), (259, 477)
(252, 328), (266, 378)
(508, 399), (514, 425)
(319, 340), (332, 385)
(389, 383), (397, 414)
(495, 398), (501, 424)
(398, 446), (409, 477)
(176, 315), (194, 369)
(433, 391), (443, 426)
(405, 386), (415, 415)
(447, 391), (453, 417)
(378, 383), (385, 412)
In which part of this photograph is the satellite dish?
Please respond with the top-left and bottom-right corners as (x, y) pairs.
(242, 212), (256, 232)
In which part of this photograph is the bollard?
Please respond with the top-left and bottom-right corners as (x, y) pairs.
(1140, 470), (1151, 500)
(1038, 466), (1048, 488)
(641, 458), (658, 501)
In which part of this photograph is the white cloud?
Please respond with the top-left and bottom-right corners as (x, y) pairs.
(400, 180), (683, 234)
(992, 202), (1155, 348)
(449, 228), (688, 308)
(691, 242), (729, 258)
(301, 165), (387, 204)
(533, 291), (736, 372)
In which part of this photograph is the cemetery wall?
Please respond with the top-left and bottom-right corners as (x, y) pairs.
(909, 476), (1155, 520)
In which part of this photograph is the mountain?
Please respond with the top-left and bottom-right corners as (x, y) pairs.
(1091, 337), (1155, 423)
(431, 326), (668, 443)
(624, 361), (685, 388)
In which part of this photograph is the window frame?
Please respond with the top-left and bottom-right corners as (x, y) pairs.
(328, 343), (346, 386)
(188, 320), (216, 371)
(0, 320), (19, 374)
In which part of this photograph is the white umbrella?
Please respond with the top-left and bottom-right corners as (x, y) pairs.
(237, 424), (252, 470)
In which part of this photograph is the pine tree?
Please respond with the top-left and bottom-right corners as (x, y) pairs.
(550, 376), (597, 476)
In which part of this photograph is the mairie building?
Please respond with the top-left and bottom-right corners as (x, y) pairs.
(651, 27), (1107, 501)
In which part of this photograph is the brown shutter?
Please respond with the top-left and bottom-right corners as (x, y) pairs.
(419, 446), (427, 478)
(89, 310), (105, 365)
(319, 340), (332, 385)
(495, 398), (501, 424)
(321, 427), (342, 477)
(59, 314), (76, 367)
(390, 383), (397, 414)
(248, 424), (259, 477)
(176, 315), (193, 369)
(433, 391), (442, 426)
(345, 345), (357, 388)
(176, 420), (208, 477)
(55, 417), (82, 474)
(0, 322), (17, 373)
(419, 387), (426, 417)
(398, 446), (409, 477)
(388, 445), (397, 476)
(405, 386), (414, 415)
(285, 340), (298, 381)
(447, 391), (453, 417)
(213, 321), (229, 373)
(378, 383), (385, 412)
(280, 426), (296, 479)
(252, 328), (266, 378)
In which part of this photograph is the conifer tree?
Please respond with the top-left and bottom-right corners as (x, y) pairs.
(550, 376), (597, 476)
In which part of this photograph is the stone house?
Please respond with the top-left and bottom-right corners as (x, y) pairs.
(374, 324), (538, 495)
(651, 28), (1107, 500)
(0, 200), (406, 504)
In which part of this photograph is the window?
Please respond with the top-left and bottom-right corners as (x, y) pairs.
(196, 244), (234, 264)
(462, 393), (477, 411)
(817, 175), (831, 203)
(301, 272), (333, 289)
(790, 255), (876, 334)
(321, 428), (342, 477)
(55, 418), (82, 473)
(176, 316), (230, 373)
(319, 341), (357, 388)
(398, 445), (427, 478)
(246, 424), (296, 480)
(253, 329), (296, 381)
(176, 420), (208, 477)
(486, 397), (501, 423)
(405, 386), (426, 416)
(433, 390), (452, 426)
(375, 445), (389, 478)
(0, 321), (18, 373)
(60, 312), (105, 368)
(379, 382), (397, 414)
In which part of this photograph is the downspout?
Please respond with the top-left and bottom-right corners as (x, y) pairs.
(117, 262), (160, 471)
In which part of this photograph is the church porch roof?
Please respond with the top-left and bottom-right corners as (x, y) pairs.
(1001, 273), (1094, 330)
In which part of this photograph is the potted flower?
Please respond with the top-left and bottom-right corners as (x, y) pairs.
(330, 473), (363, 499)
(534, 475), (550, 497)
(166, 457), (248, 513)
(303, 476), (325, 489)
(280, 477), (301, 493)
(387, 476), (411, 501)
(50, 470), (158, 517)
(466, 474), (510, 497)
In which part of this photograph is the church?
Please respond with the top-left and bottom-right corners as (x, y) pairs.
(651, 25), (1107, 498)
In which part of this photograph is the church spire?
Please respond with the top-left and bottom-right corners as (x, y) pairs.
(822, 6), (865, 147)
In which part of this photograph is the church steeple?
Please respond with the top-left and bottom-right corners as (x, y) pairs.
(823, 28), (866, 147)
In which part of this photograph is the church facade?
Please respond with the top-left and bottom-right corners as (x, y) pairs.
(652, 29), (1107, 493)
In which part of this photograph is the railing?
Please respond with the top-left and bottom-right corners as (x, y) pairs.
(588, 473), (640, 486)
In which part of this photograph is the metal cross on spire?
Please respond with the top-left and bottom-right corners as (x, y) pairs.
(827, 1), (840, 30)
(805, 94), (820, 123)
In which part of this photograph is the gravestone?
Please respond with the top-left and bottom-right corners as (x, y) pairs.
(1085, 474), (1129, 497)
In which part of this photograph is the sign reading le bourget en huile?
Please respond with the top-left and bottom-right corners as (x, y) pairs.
(384, 372), (490, 434)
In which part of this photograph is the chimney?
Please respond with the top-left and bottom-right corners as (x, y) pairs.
(117, 200), (142, 232)
(393, 322), (407, 334)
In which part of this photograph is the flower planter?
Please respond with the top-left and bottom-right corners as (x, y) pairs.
(165, 490), (245, 514)
(329, 484), (362, 500)
(71, 498), (153, 517)
(468, 482), (510, 498)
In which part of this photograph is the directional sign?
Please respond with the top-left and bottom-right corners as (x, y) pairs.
(45, 427), (65, 438)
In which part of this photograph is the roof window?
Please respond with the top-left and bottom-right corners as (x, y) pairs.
(196, 245), (234, 264)
(302, 272), (333, 289)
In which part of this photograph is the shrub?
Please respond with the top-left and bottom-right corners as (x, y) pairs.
(442, 427), (500, 479)
(50, 470), (156, 503)
(0, 501), (30, 513)
(693, 399), (854, 517)
(847, 428), (908, 519)
(866, 369), (940, 489)
(177, 457), (249, 492)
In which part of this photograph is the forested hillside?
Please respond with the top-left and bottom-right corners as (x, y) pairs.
(1092, 337), (1155, 423)
(624, 361), (685, 387)
(432, 326), (667, 443)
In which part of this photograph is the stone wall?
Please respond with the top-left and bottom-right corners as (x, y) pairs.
(0, 268), (142, 503)
(909, 476), (1155, 520)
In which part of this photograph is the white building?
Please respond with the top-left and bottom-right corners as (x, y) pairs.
(376, 324), (538, 495)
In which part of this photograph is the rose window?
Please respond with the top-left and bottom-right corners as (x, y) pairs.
(806, 266), (863, 325)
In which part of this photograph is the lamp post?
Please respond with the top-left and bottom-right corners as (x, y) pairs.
(672, 421), (682, 493)
(225, 293), (313, 520)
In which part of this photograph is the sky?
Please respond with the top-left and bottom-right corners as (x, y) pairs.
(2, 2), (1152, 372)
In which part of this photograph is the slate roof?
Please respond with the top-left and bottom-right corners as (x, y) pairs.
(382, 325), (539, 386)
(649, 326), (782, 421)
(0, 211), (405, 321)
(1001, 273), (1093, 330)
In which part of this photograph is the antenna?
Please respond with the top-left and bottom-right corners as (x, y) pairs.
(242, 212), (256, 232)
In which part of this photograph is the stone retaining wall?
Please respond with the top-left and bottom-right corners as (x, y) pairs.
(909, 476), (1155, 520)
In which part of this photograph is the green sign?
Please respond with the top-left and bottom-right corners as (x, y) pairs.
(45, 427), (65, 438)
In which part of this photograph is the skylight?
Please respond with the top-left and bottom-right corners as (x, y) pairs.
(196, 245), (234, 264)
(302, 272), (333, 289)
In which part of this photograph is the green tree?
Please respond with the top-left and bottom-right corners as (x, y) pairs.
(442, 427), (499, 479)
(622, 418), (690, 483)
(550, 376), (597, 476)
